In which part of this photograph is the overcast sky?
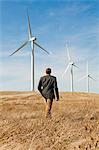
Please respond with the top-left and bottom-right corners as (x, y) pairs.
(0, 0), (99, 93)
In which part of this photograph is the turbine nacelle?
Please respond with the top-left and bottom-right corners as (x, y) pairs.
(88, 74), (92, 78)
(29, 37), (37, 42)
(69, 61), (74, 65)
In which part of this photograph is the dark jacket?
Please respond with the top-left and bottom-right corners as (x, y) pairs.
(38, 75), (59, 100)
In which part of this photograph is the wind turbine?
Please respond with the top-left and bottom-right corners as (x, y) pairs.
(64, 44), (78, 92)
(79, 62), (95, 92)
(10, 12), (50, 91)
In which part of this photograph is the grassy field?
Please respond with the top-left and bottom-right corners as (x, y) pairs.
(0, 92), (99, 150)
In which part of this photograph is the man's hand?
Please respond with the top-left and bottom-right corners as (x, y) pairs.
(56, 98), (59, 101)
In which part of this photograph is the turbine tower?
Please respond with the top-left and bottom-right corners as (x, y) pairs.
(64, 44), (78, 92)
(79, 62), (95, 92)
(10, 12), (50, 91)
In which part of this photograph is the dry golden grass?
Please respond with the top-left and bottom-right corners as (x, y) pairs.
(0, 92), (99, 150)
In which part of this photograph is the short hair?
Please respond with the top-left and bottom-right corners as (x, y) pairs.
(46, 68), (51, 74)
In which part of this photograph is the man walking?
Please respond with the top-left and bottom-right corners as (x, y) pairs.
(38, 68), (59, 118)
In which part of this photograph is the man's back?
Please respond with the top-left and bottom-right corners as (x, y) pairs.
(38, 75), (59, 100)
(38, 68), (59, 118)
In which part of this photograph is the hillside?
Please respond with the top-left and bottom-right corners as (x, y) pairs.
(0, 92), (99, 150)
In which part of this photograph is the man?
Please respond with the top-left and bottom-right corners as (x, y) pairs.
(38, 68), (59, 118)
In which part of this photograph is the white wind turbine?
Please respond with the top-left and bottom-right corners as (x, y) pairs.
(10, 12), (51, 91)
(79, 62), (95, 92)
(64, 44), (78, 92)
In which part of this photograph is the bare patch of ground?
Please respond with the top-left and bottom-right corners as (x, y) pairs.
(0, 92), (99, 150)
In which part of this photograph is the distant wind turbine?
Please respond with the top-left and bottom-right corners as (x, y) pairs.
(10, 12), (51, 91)
(79, 62), (95, 92)
(64, 44), (78, 92)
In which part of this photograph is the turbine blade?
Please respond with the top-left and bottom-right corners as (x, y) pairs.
(34, 42), (50, 54)
(79, 75), (87, 81)
(63, 64), (70, 76)
(27, 10), (32, 39)
(10, 41), (28, 56)
(66, 43), (71, 61)
(89, 75), (96, 81)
